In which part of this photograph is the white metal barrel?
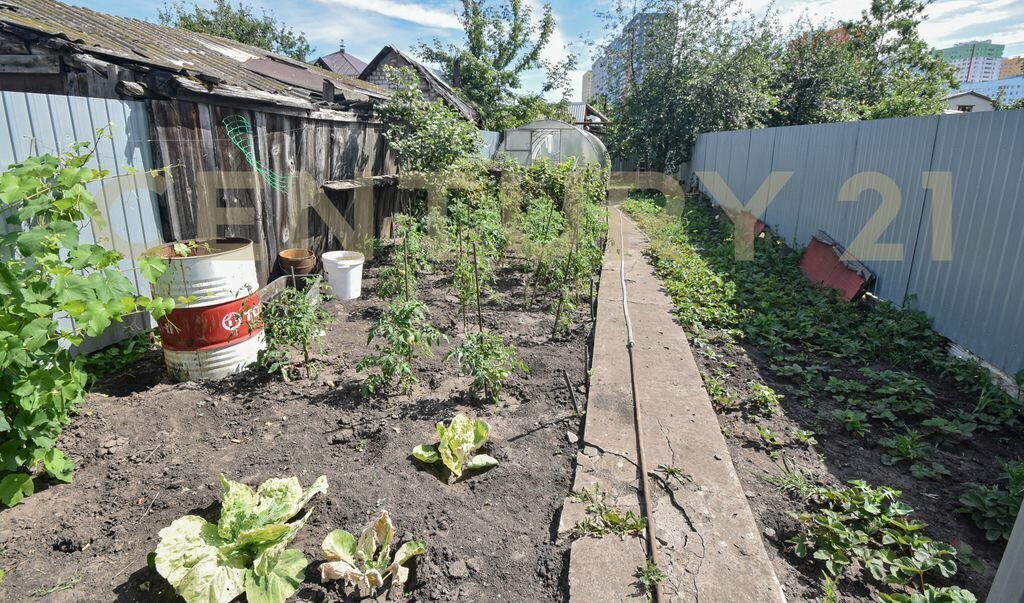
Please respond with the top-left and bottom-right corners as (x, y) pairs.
(149, 237), (260, 308)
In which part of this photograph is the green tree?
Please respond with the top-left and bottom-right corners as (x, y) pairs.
(375, 67), (482, 173)
(158, 0), (312, 61)
(603, 0), (779, 171)
(417, 0), (576, 130)
(842, 0), (956, 119)
(770, 21), (863, 126)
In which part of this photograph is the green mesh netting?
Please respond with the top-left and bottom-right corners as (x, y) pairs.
(223, 115), (290, 193)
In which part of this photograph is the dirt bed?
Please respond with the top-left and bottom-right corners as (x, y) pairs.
(0, 260), (591, 602)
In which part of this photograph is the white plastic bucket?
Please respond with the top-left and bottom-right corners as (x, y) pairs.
(322, 251), (365, 300)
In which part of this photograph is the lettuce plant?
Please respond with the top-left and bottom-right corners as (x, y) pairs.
(320, 511), (426, 597)
(154, 475), (327, 603)
(412, 414), (497, 480)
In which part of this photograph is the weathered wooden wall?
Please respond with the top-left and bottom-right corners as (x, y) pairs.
(147, 100), (401, 283)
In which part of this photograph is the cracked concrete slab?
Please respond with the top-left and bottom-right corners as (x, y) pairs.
(562, 208), (785, 602)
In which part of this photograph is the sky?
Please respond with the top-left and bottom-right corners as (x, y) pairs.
(80, 0), (1024, 100)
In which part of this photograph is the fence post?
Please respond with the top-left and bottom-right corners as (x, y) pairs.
(988, 501), (1024, 602)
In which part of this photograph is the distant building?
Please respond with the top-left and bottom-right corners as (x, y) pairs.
(591, 12), (673, 103)
(999, 57), (1023, 79)
(315, 49), (368, 77)
(568, 101), (608, 133)
(581, 71), (592, 103)
(958, 76), (1024, 105)
(936, 40), (1004, 84)
(943, 91), (994, 113)
(359, 45), (479, 124)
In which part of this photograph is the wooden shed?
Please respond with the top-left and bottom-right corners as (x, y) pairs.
(0, 0), (404, 283)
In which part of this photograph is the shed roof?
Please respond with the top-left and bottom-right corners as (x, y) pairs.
(0, 0), (388, 108)
(360, 45), (479, 124)
(315, 51), (368, 76)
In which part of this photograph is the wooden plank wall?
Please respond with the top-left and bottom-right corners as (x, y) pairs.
(148, 100), (401, 283)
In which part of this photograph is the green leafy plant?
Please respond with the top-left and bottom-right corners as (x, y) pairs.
(320, 510), (426, 598)
(789, 480), (964, 596)
(412, 414), (497, 481)
(80, 329), (157, 379)
(750, 382), (782, 416)
(957, 460), (1024, 541)
(0, 142), (174, 506)
(764, 466), (816, 500)
(756, 424), (784, 448)
(879, 431), (930, 467)
(879, 586), (977, 603)
(258, 279), (331, 380)
(832, 409), (870, 438)
(704, 373), (738, 410)
(794, 429), (818, 446)
(153, 474), (327, 603)
(635, 559), (665, 601)
(446, 331), (525, 404)
(357, 299), (443, 397)
(570, 485), (647, 539)
(921, 417), (977, 446)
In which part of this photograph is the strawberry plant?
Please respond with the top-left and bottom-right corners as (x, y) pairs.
(357, 299), (443, 397)
(411, 413), (497, 481)
(0, 142), (174, 507)
(957, 459), (1024, 541)
(320, 511), (426, 598)
(920, 417), (977, 446)
(153, 474), (327, 603)
(750, 382), (782, 416)
(879, 431), (930, 467)
(832, 409), (870, 438)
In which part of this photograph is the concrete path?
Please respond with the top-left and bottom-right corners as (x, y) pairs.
(559, 208), (785, 602)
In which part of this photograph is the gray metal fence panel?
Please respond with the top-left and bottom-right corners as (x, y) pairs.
(692, 110), (1024, 376)
(905, 110), (1024, 376)
(0, 91), (164, 351)
(764, 124), (811, 246)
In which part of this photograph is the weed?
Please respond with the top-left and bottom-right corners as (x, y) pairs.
(81, 330), (157, 379)
(764, 466), (816, 500)
(31, 573), (83, 597)
(655, 464), (693, 486)
(703, 373), (737, 410)
(570, 485), (647, 539)
(635, 559), (666, 601)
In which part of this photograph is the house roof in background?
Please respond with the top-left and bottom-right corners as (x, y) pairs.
(360, 45), (479, 124)
(315, 51), (368, 77)
(943, 90), (994, 102)
(0, 0), (387, 107)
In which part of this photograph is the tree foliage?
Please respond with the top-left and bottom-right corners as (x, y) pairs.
(158, 0), (312, 61)
(375, 67), (482, 173)
(603, 0), (956, 170)
(417, 0), (576, 130)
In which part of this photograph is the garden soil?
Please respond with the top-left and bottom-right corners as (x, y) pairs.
(0, 260), (591, 603)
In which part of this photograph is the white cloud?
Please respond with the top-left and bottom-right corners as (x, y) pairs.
(312, 0), (462, 30)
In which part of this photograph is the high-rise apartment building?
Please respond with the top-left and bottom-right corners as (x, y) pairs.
(581, 71), (592, 102)
(1000, 57), (1023, 79)
(936, 40), (1004, 84)
(590, 13), (673, 103)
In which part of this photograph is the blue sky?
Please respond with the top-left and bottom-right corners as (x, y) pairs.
(78, 0), (1024, 99)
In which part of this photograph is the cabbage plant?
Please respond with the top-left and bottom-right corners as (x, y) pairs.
(412, 414), (497, 480)
(154, 474), (327, 603)
(320, 510), (426, 597)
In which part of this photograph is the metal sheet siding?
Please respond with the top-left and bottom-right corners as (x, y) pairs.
(906, 110), (1024, 375)
(0, 91), (164, 350)
(692, 111), (1024, 375)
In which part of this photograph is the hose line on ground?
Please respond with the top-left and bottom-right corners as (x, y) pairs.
(617, 207), (664, 603)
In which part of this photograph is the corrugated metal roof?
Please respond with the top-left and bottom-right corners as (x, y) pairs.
(0, 0), (387, 104)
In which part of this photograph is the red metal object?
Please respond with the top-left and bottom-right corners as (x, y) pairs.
(158, 292), (263, 351)
(799, 231), (875, 301)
